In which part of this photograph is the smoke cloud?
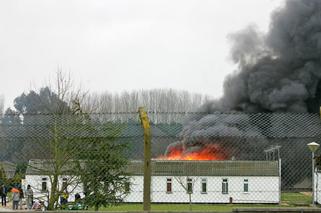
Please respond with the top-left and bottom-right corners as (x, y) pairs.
(164, 1), (321, 188)
(204, 0), (321, 113)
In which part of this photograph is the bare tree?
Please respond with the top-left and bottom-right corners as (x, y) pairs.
(46, 71), (89, 210)
(174, 176), (199, 211)
(85, 89), (211, 123)
(16, 71), (88, 210)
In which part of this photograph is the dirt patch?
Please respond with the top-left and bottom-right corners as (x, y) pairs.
(300, 192), (312, 196)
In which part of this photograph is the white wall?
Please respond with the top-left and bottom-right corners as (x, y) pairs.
(26, 174), (280, 204)
(24, 175), (84, 204)
(124, 176), (280, 203)
(315, 172), (320, 204)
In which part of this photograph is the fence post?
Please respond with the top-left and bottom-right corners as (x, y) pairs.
(138, 107), (151, 212)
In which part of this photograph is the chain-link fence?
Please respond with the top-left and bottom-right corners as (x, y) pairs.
(0, 111), (320, 210)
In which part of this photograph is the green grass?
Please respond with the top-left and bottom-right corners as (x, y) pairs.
(88, 192), (312, 212)
(281, 192), (312, 206)
(93, 203), (276, 212)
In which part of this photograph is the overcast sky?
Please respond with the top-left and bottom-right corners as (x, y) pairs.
(0, 0), (283, 108)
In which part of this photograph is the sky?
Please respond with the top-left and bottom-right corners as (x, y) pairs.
(0, 0), (283, 109)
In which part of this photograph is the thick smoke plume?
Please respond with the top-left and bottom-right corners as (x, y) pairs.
(173, 0), (321, 140)
(180, 0), (321, 145)
(207, 0), (321, 113)
(164, 1), (321, 188)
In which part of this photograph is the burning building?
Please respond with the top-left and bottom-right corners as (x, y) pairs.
(124, 160), (281, 204)
(161, 0), (321, 190)
(25, 159), (281, 204)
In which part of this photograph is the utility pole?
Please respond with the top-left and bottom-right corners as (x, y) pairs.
(138, 107), (151, 212)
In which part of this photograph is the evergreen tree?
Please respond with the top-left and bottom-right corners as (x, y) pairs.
(77, 120), (129, 211)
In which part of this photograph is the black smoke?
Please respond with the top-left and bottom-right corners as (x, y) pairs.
(205, 0), (321, 113)
(165, 0), (321, 189)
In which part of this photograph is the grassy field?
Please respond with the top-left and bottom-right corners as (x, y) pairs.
(91, 192), (313, 212)
(95, 203), (279, 212)
(281, 192), (312, 206)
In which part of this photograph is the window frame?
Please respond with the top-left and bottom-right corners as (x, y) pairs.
(166, 178), (172, 194)
(243, 179), (249, 193)
(62, 177), (68, 191)
(186, 178), (193, 194)
(41, 177), (47, 193)
(222, 178), (228, 194)
(201, 178), (207, 194)
(125, 181), (131, 193)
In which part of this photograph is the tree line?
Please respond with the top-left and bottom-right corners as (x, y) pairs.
(84, 89), (210, 113)
(0, 73), (128, 210)
(0, 72), (209, 210)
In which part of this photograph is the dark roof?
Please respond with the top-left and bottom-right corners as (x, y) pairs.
(185, 113), (321, 138)
(25, 159), (82, 175)
(26, 159), (279, 177)
(118, 123), (170, 137)
(0, 161), (16, 179)
(3, 113), (320, 139)
(155, 123), (182, 137)
(0, 122), (173, 138)
(126, 160), (279, 176)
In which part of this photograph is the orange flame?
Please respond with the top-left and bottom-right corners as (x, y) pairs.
(158, 144), (228, 161)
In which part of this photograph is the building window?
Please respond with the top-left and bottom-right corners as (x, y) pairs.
(125, 181), (130, 193)
(62, 178), (68, 191)
(243, 179), (249, 192)
(187, 178), (193, 194)
(222, 178), (228, 194)
(201, 178), (207, 194)
(166, 178), (172, 193)
(41, 178), (47, 192)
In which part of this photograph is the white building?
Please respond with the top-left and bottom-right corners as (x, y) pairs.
(314, 170), (321, 204)
(25, 159), (280, 204)
(124, 160), (281, 204)
(24, 159), (84, 204)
